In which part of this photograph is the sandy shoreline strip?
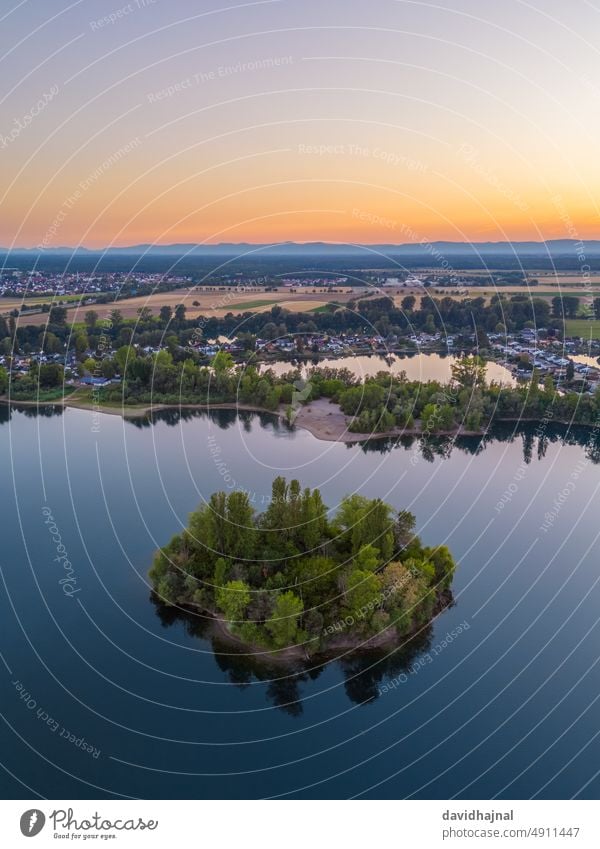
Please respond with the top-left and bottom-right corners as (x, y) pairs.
(2, 394), (484, 441)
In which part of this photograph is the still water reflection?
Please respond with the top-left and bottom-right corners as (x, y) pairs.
(259, 352), (516, 385)
(1, 402), (600, 798)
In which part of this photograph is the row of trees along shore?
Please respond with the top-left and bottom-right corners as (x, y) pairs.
(150, 477), (456, 653)
(5, 351), (600, 432)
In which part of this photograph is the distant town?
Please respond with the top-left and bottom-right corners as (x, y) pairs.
(2, 265), (600, 406)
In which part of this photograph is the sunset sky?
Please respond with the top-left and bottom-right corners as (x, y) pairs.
(1, 0), (599, 248)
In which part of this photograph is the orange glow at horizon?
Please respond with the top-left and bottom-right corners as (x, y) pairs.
(2, 1), (600, 249)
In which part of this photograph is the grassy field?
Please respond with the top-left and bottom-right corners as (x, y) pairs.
(225, 297), (337, 311)
(1, 292), (102, 311)
(226, 299), (282, 310)
(8, 385), (78, 402)
(6, 292), (97, 305)
(393, 284), (600, 307)
(565, 319), (600, 339)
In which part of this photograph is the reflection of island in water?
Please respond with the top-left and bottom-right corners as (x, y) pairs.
(3, 403), (600, 464)
(151, 594), (442, 715)
(140, 407), (600, 713)
(9, 401), (599, 714)
(130, 407), (600, 465)
(0, 402), (65, 425)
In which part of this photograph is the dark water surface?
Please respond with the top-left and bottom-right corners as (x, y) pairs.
(1, 403), (600, 799)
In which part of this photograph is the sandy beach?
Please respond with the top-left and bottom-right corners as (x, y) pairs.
(3, 393), (485, 441)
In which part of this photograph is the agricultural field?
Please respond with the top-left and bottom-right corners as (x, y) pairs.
(391, 284), (600, 308)
(470, 287), (600, 302)
(564, 319), (600, 340)
(0, 292), (94, 311)
(7, 277), (600, 328)
(7, 287), (355, 327)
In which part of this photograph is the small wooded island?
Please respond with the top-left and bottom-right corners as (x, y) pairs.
(150, 477), (457, 657)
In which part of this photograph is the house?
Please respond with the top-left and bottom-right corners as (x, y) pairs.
(80, 376), (110, 387)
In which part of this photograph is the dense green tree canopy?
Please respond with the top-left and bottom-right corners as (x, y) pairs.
(150, 477), (456, 653)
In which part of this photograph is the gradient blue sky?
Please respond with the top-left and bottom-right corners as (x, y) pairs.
(1, 0), (599, 247)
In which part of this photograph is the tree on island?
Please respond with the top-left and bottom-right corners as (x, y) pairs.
(149, 477), (457, 654)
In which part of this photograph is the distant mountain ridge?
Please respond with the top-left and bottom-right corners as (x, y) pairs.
(2, 239), (599, 258)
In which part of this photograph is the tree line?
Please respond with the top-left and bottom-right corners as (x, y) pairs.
(6, 346), (600, 435)
(0, 292), (567, 362)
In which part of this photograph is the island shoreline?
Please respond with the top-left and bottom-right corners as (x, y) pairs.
(169, 587), (454, 666)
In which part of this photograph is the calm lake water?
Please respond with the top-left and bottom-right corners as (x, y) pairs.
(261, 352), (516, 386)
(1, 403), (600, 799)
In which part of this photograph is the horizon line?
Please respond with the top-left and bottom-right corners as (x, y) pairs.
(1, 237), (596, 253)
